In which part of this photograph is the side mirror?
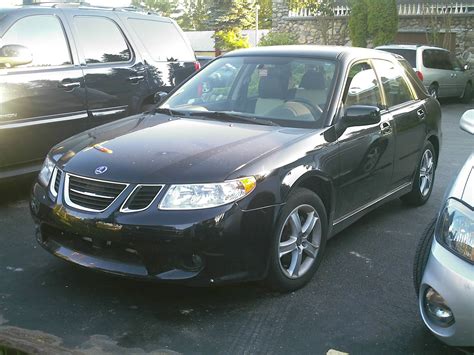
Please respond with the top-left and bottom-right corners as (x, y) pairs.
(0, 44), (33, 68)
(154, 91), (168, 104)
(342, 105), (381, 128)
(460, 109), (474, 135)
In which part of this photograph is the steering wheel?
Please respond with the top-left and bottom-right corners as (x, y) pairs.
(284, 98), (323, 119)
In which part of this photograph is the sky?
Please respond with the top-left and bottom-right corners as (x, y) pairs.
(2, 0), (132, 6)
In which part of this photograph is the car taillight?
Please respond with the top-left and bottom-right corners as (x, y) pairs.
(194, 61), (201, 71)
(416, 71), (424, 81)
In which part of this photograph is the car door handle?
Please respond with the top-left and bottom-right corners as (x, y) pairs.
(127, 75), (145, 83)
(417, 109), (425, 120)
(380, 122), (392, 135)
(58, 81), (81, 90)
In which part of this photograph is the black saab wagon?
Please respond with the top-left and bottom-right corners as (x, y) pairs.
(31, 46), (442, 291)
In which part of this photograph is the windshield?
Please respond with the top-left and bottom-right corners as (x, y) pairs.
(162, 56), (337, 128)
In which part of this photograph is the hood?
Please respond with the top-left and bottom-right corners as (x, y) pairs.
(446, 152), (474, 207)
(52, 113), (312, 184)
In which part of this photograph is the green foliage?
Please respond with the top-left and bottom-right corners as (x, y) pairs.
(131, 0), (180, 18)
(348, 0), (368, 47)
(258, 32), (299, 46)
(204, 0), (255, 32)
(258, 0), (273, 29)
(177, 0), (210, 30)
(290, 0), (334, 16)
(367, 0), (398, 46)
(214, 30), (250, 51)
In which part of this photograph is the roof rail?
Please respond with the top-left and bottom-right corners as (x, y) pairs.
(24, 2), (161, 15)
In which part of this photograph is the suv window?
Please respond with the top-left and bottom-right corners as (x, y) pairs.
(343, 62), (383, 108)
(373, 59), (415, 107)
(128, 19), (194, 62)
(0, 15), (71, 68)
(379, 48), (417, 68)
(422, 49), (453, 70)
(74, 16), (131, 64)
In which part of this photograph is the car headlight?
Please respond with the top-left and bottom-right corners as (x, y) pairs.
(436, 198), (474, 263)
(159, 177), (256, 210)
(38, 156), (55, 187)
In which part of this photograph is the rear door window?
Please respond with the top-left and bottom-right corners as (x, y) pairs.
(128, 19), (194, 62)
(422, 49), (453, 70)
(372, 59), (416, 107)
(0, 15), (71, 68)
(74, 16), (131, 64)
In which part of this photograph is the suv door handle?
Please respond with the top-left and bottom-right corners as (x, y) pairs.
(127, 75), (145, 83)
(58, 81), (81, 90)
(380, 121), (392, 135)
(417, 108), (425, 120)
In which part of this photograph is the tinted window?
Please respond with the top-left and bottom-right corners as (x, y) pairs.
(343, 62), (383, 108)
(128, 19), (194, 62)
(379, 48), (417, 68)
(373, 59), (415, 107)
(0, 15), (71, 68)
(74, 16), (131, 64)
(422, 49), (453, 70)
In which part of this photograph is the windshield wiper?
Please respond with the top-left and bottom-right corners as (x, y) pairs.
(153, 107), (188, 117)
(188, 111), (279, 127)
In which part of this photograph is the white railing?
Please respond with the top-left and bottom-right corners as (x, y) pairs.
(287, 2), (471, 17)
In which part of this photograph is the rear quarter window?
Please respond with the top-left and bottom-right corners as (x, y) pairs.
(128, 18), (194, 62)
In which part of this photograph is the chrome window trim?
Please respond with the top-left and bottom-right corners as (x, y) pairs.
(64, 173), (129, 213)
(49, 168), (60, 198)
(120, 184), (165, 213)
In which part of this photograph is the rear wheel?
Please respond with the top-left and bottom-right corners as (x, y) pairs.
(413, 218), (436, 296)
(461, 82), (472, 103)
(266, 188), (327, 292)
(401, 141), (436, 206)
(428, 84), (439, 100)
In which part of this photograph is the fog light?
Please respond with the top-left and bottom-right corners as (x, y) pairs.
(424, 287), (454, 327)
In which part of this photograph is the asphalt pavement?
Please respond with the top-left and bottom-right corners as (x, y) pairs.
(0, 101), (473, 355)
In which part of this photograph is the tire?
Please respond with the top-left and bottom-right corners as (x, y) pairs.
(413, 218), (436, 296)
(428, 84), (439, 100)
(461, 82), (472, 103)
(401, 141), (436, 206)
(266, 188), (328, 292)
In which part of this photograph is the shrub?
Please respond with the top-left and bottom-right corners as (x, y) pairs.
(258, 32), (299, 46)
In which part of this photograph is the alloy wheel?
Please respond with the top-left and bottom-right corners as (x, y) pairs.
(419, 149), (434, 197)
(278, 204), (322, 279)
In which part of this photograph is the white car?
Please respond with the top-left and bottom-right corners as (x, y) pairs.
(414, 109), (474, 347)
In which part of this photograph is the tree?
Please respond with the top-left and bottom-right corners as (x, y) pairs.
(131, 0), (180, 18)
(177, 0), (210, 31)
(258, 0), (273, 29)
(215, 29), (250, 51)
(348, 0), (368, 47)
(367, 0), (398, 46)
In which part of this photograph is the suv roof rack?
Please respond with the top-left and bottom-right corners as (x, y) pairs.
(25, 2), (161, 15)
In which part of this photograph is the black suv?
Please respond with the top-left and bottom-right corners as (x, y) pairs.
(0, 3), (198, 180)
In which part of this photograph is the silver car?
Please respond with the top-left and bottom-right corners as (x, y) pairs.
(413, 110), (474, 347)
(376, 45), (473, 102)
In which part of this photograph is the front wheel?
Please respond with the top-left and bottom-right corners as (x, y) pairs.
(401, 141), (436, 206)
(461, 82), (472, 103)
(266, 188), (327, 292)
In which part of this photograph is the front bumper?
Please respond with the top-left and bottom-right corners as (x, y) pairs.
(30, 181), (280, 286)
(419, 238), (474, 347)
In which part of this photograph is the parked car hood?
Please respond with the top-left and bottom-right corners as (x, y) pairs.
(446, 152), (474, 207)
(52, 113), (314, 184)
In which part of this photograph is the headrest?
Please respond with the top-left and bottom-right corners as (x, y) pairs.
(258, 72), (287, 99)
(300, 70), (325, 90)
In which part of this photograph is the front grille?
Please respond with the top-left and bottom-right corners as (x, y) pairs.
(121, 185), (163, 212)
(65, 174), (128, 212)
